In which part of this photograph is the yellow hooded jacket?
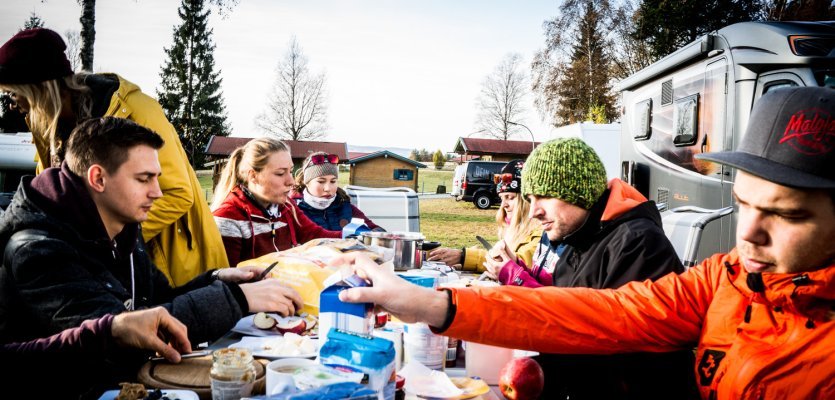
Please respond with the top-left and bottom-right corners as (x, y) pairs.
(34, 75), (229, 285)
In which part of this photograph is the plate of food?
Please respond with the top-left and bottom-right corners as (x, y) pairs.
(231, 312), (318, 338)
(229, 334), (318, 360)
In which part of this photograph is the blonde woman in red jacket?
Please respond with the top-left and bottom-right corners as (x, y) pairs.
(211, 138), (341, 266)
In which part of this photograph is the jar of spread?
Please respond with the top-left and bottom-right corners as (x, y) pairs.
(210, 348), (256, 400)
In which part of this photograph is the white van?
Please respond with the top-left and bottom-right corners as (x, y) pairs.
(451, 163), (466, 199)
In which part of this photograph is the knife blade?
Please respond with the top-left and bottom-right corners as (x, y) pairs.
(475, 235), (493, 250)
(257, 260), (281, 281)
(150, 349), (211, 362)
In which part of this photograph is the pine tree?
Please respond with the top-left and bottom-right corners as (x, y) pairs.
(432, 149), (445, 170)
(633, 0), (765, 59)
(554, 1), (617, 125)
(157, 0), (230, 168)
(23, 12), (45, 30)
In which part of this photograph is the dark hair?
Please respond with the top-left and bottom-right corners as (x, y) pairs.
(65, 117), (164, 177)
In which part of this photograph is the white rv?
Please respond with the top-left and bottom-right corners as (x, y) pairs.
(618, 21), (834, 264)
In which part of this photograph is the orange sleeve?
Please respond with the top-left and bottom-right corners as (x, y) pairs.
(443, 254), (727, 354)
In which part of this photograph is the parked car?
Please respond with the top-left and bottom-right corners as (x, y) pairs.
(456, 161), (506, 209)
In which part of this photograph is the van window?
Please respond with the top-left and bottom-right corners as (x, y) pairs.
(393, 169), (414, 181)
(673, 94), (699, 147)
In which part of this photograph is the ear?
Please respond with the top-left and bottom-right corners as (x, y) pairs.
(246, 168), (259, 186)
(87, 164), (107, 193)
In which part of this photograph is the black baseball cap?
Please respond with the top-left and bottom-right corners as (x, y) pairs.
(696, 87), (835, 189)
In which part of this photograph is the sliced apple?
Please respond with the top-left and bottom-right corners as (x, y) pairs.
(253, 312), (277, 330)
(276, 318), (307, 335)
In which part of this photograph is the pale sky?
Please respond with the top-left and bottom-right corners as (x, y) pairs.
(0, 0), (560, 151)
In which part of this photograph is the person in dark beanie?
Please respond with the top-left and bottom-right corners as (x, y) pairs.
(337, 86), (835, 400)
(483, 138), (697, 399)
(292, 151), (384, 232)
(0, 28), (229, 287)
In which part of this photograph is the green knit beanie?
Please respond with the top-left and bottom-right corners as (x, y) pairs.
(522, 137), (607, 209)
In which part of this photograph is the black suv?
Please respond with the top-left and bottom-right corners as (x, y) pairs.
(458, 161), (505, 209)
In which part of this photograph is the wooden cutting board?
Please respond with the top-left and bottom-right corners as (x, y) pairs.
(137, 356), (267, 399)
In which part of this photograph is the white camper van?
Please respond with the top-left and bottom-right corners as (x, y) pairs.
(619, 21), (834, 266)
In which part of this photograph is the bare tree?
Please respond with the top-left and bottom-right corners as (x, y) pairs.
(475, 53), (528, 140)
(256, 37), (328, 141)
(63, 30), (82, 72)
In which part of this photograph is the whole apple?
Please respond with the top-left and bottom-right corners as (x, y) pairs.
(498, 357), (544, 400)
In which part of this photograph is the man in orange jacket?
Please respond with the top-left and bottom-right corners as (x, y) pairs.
(336, 86), (835, 400)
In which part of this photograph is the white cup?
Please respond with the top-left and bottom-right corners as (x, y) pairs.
(265, 358), (315, 395)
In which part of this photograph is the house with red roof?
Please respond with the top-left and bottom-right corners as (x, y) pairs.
(452, 137), (541, 163)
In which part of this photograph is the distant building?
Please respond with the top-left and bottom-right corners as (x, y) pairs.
(203, 135), (348, 187)
(452, 137), (541, 163)
(348, 150), (426, 191)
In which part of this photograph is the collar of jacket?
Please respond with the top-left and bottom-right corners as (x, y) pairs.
(562, 179), (658, 250)
(229, 186), (285, 222)
(22, 162), (140, 253)
(727, 249), (835, 321)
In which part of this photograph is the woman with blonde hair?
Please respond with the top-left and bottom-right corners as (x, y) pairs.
(0, 28), (226, 286)
(212, 138), (341, 266)
(428, 160), (542, 276)
(291, 151), (384, 231)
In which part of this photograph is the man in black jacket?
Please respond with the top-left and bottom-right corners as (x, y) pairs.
(490, 138), (697, 399)
(0, 117), (302, 394)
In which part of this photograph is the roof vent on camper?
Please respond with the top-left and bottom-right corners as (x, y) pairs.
(661, 80), (673, 106)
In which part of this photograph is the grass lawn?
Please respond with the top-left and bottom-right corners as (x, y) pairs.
(419, 197), (498, 249)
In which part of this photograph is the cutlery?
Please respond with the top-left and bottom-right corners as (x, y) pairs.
(475, 235), (493, 250)
(150, 349), (211, 362)
(257, 260), (280, 281)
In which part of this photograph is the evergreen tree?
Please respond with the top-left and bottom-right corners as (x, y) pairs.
(633, 0), (765, 59)
(554, 1), (617, 125)
(432, 149), (445, 170)
(157, 0), (230, 168)
(23, 12), (45, 30)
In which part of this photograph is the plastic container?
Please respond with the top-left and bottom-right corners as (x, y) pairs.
(464, 342), (514, 385)
(210, 348), (256, 400)
(403, 323), (448, 371)
(342, 218), (370, 238)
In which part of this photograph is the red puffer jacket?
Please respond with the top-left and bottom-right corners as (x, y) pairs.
(442, 249), (835, 399)
(212, 186), (341, 266)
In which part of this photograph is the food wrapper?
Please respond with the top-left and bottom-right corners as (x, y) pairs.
(236, 239), (386, 316)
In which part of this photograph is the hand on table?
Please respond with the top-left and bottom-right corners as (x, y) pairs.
(427, 247), (463, 267)
(111, 307), (191, 363)
(239, 279), (304, 316)
(329, 252), (450, 327)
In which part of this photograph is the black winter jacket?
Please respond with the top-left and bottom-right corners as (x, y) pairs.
(537, 182), (699, 400)
(0, 165), (247, 347)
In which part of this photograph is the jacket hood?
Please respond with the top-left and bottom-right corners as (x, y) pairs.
(727, 249), (835, 322)
(563, 179), (659, 248)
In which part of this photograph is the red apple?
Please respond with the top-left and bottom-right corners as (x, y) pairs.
(498, 357), (544, 400)
(276, 318), (307, 335)
(253, 312), (277, 330)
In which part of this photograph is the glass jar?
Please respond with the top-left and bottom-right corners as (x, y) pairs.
(210, 348), (257, 400)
